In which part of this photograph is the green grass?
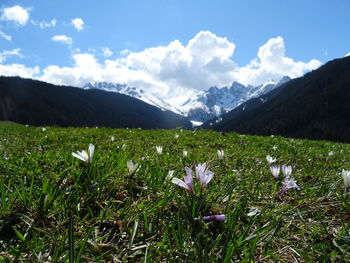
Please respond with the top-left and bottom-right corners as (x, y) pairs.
(0, 121), (22, 127)
(1, 125), (350, 262)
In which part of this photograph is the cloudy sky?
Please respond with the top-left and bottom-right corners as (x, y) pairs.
(1, 0), (349, 104)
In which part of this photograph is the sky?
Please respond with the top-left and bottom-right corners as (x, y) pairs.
(0, 0), (349, 104)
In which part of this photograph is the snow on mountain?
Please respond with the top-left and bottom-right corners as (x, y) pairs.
(83, 82), (183, 115)
(181, 76), (291, 122)
(83, 76), (291, 123)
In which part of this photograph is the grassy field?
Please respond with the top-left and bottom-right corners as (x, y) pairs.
(0, 125), (350, 262)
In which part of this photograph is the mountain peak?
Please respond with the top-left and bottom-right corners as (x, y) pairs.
(83, 77), (293, 123)
(204, 56), (350, 142)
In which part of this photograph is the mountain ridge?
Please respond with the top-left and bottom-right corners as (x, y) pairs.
(84, 76), (291, 123)
(0, 76), (192, 129)
(202, 56), (350, 143)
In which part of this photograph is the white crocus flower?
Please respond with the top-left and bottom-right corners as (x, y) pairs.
(174, 133), (179, 139)
(72, 144), (95, 164)
(166, 170), (174, 180)
(127, 160), (138, 175)
(110, 136), (115, 142)
(156, 146), (163, 155)
(342, 169), (350, 192)
(266, 155), (276, 164)
(282, 164), (292, 178)
(270, 165), (280, 179)
(247, 207), (261, 217)
(183, 150), (188, 158)
(217, 150), (224, 160)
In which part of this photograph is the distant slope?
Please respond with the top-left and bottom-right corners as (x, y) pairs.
(203, 56), (350, 142)
(0, 76), (192, 129)
(0, 121), (22, 127)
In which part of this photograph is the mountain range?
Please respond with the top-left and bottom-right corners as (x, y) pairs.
(203, 56), (350, 143)
(83, 77), (290, 124)
(1, 56), (349, 142)
(0, 76), (191, 129)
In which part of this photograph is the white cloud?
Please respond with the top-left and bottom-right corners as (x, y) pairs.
(71, 18), (84, 31)
(345, 52), (350, 57)
(32, 19), (56, 29)
(0, 64), (39, 78)
(234, 36), (322, 86)
(0, 49), (23, 63)
(51, 35), (72, 46)
(0, 30), (12, 41)
(38, 31), (321, 105)
(101, 47), (113, 57)
(120, 31), (237, 92)
(0, 48), (38, 78)
(1, 5), (30, 26)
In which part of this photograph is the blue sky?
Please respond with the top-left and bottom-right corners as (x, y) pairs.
(0, 0), (349, 104)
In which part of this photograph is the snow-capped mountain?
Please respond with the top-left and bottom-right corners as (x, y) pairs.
(181, 76), (291, 122)
(83, 76), (291, 123)
(83, 82), (183, 114)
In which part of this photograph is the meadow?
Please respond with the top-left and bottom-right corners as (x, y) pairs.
(0, 124), (350, 262)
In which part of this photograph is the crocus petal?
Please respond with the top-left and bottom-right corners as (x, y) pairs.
(171, 177), (191, 192)
(88, 144), (95, 161)
(278, 177), (301, 195)
(184, 173), (194, 194)
(266, 155), (276, 164)
(282, 164), (292, 177)
(185, 167), (192, 178)
(201, 215), (226, 221)
(166, 170), (174, 180)
(217, 150), (224, 160)
(270, 165), (280, 178)
(247, 207), (261, 217)
(72, 150), (89, 163)
(201, 170), (214, 187)
(126, 160), (134, 170)
(342, 169), (350, 187)
(195, 163), (206, 180)
(72, 152), (86, 162)
(277, 185), (288, 195)
(127, 160), (138, 174)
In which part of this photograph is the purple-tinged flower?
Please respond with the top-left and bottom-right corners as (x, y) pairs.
(282, 164), (292, 178)
(259, 196), (272, 200)
(171, 167), (194, 195)
(270, 165), (280, 179)
(195, 163), (214, 188)
(278, 177), (301, 195)
(90, 182), (98, 190)
(266, 155), (276, 164)
(196, 215), (226, 221)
